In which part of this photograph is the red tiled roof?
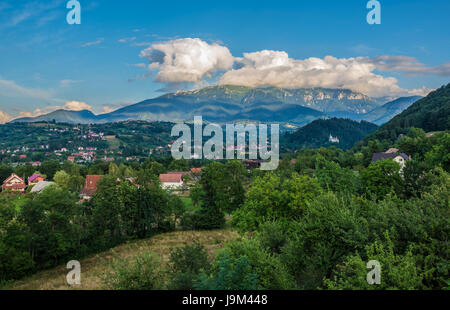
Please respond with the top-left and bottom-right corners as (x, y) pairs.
(190, 168), (204, 174)
(81, 175), (103, 196)
(167, 171), (190, 176)
(159, 173), (183, 183)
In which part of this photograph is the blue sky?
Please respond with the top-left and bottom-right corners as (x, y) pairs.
(0, 0), (449, 121)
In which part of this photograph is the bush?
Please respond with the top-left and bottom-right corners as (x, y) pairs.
(180, 206), (225, 231)
(219, 238), (296, 290)
(257, 221), (288, 254)
(324, 233), (423, 289)
(195, 251), (261, 290)
(101, 252), (164, 290)
(167, 242), (210, 290)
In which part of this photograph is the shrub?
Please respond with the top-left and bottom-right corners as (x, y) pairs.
(257, 221), (288, 254)
(195, 250), (261, 290)
(101, 252), (164, 290)
(167, 242), (210, 290)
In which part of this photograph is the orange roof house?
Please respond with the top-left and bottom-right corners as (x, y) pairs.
(80, 175), (104, 200)
(2, 173), (26, 193)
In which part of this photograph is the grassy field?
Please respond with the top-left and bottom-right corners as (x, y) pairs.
(7, 228), (239, 290)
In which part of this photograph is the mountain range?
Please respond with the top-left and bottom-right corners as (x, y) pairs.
(11, 85), (421, 126)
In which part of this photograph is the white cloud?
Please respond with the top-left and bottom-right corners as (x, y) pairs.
(101, 106), (116, 114)
(136, 38), (446, 97)
(64, 101), (91, 111)
(0, 110), (12, 124)
(118, 37), (136, 43)
(81, 38), (104, 47)
(139, 38), (234, 83)
(218, 51), (434, 97)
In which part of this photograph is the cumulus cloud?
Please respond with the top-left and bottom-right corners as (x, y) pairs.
(139, 38), (234, 83)
(136, 39), (446, 97)
(64, 101), (91, 111)
(218, 51), (433, 97)
(0, 110), (12, 124)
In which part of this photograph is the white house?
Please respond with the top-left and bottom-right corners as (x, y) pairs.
(159, 173), (184, 189)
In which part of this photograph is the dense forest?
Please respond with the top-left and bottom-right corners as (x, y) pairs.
(282, 118), (378, 150)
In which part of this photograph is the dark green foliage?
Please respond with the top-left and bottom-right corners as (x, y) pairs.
(283, 118), (378, 150)
(219, 238), (296, 289)
(101, 252), (164, 290)
(232, 172), (322, 232)
(315, 160), (357, 194)
(257, 221), (288, 254)
(280, 193), (369, 289)
(195, 251), (261, 290)
(325, 233), (423, 290)
(167, 242), (210, 290)
(360, 159), (403, 200)
(184, 161), (246, 230)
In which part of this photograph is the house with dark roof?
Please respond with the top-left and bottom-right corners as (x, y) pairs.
(80, 175), (104, 200)
(2, 173), (26, 193)
(371, 152), (410, 170)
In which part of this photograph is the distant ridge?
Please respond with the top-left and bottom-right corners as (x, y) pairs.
(11, 109), (98, 124)
(359, 96), (422, 125)
(10, 85), (412, 126)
